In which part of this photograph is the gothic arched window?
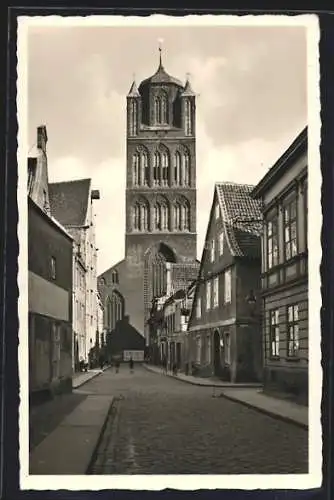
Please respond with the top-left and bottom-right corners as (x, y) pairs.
(129, 100), (138, 136)
(174, 151), (181, 185)
(161, 151), (169, 187)
(155, 93), (168, 125)
(182, 149), (190, 186)
(154, 197), (169, 231)
(153, 151), (161, 186)
(185, 99), (193, 136)
(140, 149), (149, 186)
(174, 197), (190, 231)
(133, 203), (140, 230)
(132, 153), (140, 186)
(133, 199), (149, 231)
(106, 291), (125, 331)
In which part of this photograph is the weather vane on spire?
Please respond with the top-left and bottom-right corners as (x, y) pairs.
(158, 38), (164, 67)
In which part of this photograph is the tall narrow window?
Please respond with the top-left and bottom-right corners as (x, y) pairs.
(213, 277), (219, 308)
(132, 153), (140, 186)
(133, 202), (148, 231)
(161, 152), (169, 187)
(153, 152), (160, 186)
(141, 204), (148, 231)
(154, 204), (161, 230)
(196, 298), (201, 318)
(174, 152), (181, 185)
(224, 269), (231, 304)
(183, 150), (190, 186)
(129, 101), (138, 136)
(155, 98), (161, 124)
(133, 204), (140, 230)
(284, 198), (297, 261)
(210, 239), (215, 262)
(219, 232), (224, 256)
(161, 204), (169, 231)
(206, 281), (212, 310)
(161, 94), (168, 123)
(51, 257), (56, 280)
(141, 150), (149, 186)
(185, 99), (193, 136)
(269, 309), (280, 357)
(287, 304), (299, 357)
(174, 204), (181, 230)
(267, 216), (279, 269)
(174, 200), (190, 231)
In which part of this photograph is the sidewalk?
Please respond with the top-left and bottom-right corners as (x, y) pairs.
(143, 364), (308, 429)
(72, 365), (110, 389)
(30, 394), (113, 475)
(143, 363), (261, 388)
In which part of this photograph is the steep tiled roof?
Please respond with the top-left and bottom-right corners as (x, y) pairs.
(216, 182), (262, 258)
(49, 178), (91, 227)
(127, 80), (140, 97)
(181, 78), (196, 96)
(139, 61), (183, 90)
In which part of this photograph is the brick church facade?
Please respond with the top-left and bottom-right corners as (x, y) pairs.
(99, 52), (199, 344)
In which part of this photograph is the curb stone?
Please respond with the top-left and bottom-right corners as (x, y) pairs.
(73, 366), (111, 390)
(143, 363), (308, 430)
(218, 391), (308, 430)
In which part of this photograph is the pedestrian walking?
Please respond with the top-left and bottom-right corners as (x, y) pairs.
(129, 357), (134, 373)
(115, 360), (120, 374)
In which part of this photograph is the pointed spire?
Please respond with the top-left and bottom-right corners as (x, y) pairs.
(158, 38), (164, 69)
(127, 79), (140, 98)
(181, 72), (196, 96)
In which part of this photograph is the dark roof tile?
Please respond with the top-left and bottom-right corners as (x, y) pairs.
(216, 182), (262, 258)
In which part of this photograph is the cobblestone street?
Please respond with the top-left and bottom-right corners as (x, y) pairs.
(79, 365), (308, 475)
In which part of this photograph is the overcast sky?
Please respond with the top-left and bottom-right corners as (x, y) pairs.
(27, 21), (307, 275)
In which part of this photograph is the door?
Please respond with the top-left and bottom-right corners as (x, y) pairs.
(213, 330), (221, 376)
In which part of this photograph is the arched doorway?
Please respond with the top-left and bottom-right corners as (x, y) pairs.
(213, 329), (221, 376)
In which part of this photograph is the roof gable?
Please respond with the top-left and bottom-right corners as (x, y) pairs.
(48, 178), (91, 227)
(187, 182), (262, 326)
(216, 182), (262, 258)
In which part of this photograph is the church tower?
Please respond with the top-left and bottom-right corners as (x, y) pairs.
(125, 50), (197, 335)
(99, 48), (198, 340)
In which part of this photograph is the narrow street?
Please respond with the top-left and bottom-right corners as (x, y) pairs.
(76, 365), (308, 475)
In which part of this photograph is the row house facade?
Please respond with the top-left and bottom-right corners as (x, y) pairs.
(251, 127), (308, 404)
(49, 178), (101, 369)
(187, 182), (263, 383)
(28, 126), (73, 401)
(160, 282), (196, 370)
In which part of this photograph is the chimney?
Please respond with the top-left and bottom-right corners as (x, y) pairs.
(37, 125), (48, 153)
